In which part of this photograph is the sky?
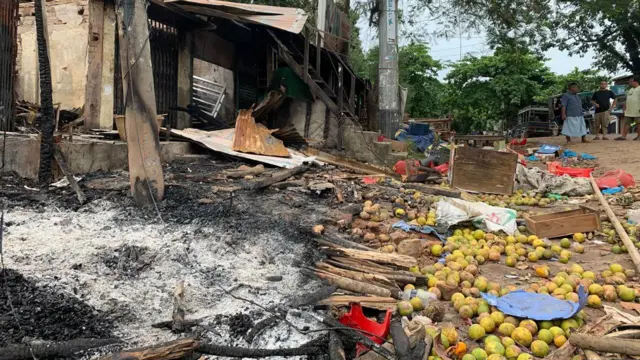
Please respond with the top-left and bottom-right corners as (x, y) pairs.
(355, 11), (600, 80)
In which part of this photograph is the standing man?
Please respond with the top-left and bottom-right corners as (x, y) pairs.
(616, 76), (640, 141)
(591, 80), (617, 140)
(561, 82), (589, 144)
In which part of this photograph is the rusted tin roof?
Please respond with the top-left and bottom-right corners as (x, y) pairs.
(232, 109), (290, 158)
(164, 0), (308, 34)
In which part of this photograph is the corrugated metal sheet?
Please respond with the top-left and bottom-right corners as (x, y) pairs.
(164, 0), (307, 34)
(232, 109), (289, 157)
(169, 127), (318, 168)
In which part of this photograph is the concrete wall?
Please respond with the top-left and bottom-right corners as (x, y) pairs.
(289, 98), (327, 141)
(16, 0), (89, 109)
(193, 58), (235, 125)
(0, 135), (195, 180)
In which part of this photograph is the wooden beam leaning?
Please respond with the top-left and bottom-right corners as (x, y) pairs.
(84, 0), (105, 130)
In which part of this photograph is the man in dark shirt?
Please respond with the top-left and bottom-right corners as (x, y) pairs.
(591, 80), (617, 140)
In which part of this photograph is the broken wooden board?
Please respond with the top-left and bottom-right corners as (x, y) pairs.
(319, 295), (397, 311)
(302, 148), (398, 177)
(524, 206), (601, 239)
(232, 109), (289, 157)
(168, 128), (318, 168)
(451, 146), (517, 195)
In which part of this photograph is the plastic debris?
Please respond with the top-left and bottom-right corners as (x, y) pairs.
(562, 149), (578, 158)
(526, 155), (539, 161)
(579, 153), (597, 160)
(482, 285), (588, 321)
(536, 144), (561, 154)
(436, 198), (517, 235)
(596, 169), (636, 189)
(602, 186), (624, 195)
(392, 221), (445, 241)
(339, 303), (392, 356)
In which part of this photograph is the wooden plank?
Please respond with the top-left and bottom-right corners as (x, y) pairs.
(451, 146), (517, 195)
(116, 0), (165, 205)
(337, 65), (343, 149)
(524, 207), (600, 239)
(302, 147), (398, 177)
(349, 73), (356, 111)
(323, 246), (418, 269)
(401, 183), (461, 199)
(84, 0), (105, 130)
(98, 0), (116, 130)
(315, 30), (321, 76)
(319, 295), (397, 310)
(590, 176), (640, 273)
(303, 28), (309, 81)
(176, 30), (193, 129)
(267, 30), (339, 116)
(454, 134), (505, 142)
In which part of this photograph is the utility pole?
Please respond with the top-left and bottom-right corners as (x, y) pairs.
(377, 0), (399, 138)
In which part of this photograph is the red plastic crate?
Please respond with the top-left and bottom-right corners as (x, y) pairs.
(547, 162), (594, 178)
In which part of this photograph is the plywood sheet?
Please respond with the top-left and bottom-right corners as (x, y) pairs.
(452, 146), (517, 195)
(232, 109), (290, 157)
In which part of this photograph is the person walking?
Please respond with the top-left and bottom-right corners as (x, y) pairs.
(591, 80), (617, 140)
(616, 76), (640, 141)
(561, 82), (589, 144)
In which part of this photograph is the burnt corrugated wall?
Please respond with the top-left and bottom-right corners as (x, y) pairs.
(0, 0), (18, 131)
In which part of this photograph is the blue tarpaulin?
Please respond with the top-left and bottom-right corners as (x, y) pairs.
(392, 221), (446, 241)
(580, 153), (597, 160)
(563, 149), (578, 158)
(603, 186), (624, 195)
(395, 127), (436, 152)
(526, 155), (539, 161)
(482, 285), (587, 321)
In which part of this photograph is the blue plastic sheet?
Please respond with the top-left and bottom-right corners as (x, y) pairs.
(395, 129), (436, 152)
(602, 186), (624, 195)
(526, 155), (538, 161)
(580, 153), (597, 160)
(537, 144), (561, 154)
(563, 149), (578, 158)
(392, 221), (445, 241)
(482, 285), (587, 321)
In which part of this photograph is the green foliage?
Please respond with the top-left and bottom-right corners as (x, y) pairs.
(362, 42), (445, 118)
(443, 46), (553, 132)
(414, 0), (640, 74)
(398, 42), (445, 118)
(535, 68), (606, 103)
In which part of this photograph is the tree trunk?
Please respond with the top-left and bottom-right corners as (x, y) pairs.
(34, 0), (55, 184)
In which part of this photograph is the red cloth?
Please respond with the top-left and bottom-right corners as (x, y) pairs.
(596, 170), (636, 188)
(510, 138), (527, 146)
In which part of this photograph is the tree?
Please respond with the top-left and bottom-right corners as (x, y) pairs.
(398, 42), (445, 118)
(414, 0), (640, 75)
(443, 46), (553, 132)
(535, 68), (606, 103)
(363, 42), (445, 118)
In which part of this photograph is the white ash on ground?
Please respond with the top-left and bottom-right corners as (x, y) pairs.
(2, 190), (328, 357)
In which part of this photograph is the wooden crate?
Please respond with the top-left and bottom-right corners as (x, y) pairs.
(524, 206), (601, 239)
(451, 146), (518, 195)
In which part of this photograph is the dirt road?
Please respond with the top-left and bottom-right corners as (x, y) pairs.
(531, 134), (640, 180)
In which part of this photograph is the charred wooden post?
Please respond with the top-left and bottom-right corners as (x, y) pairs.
(115, 0), (165, 205)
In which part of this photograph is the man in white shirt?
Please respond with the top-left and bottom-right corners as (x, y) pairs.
(616, 76), (640, 141)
